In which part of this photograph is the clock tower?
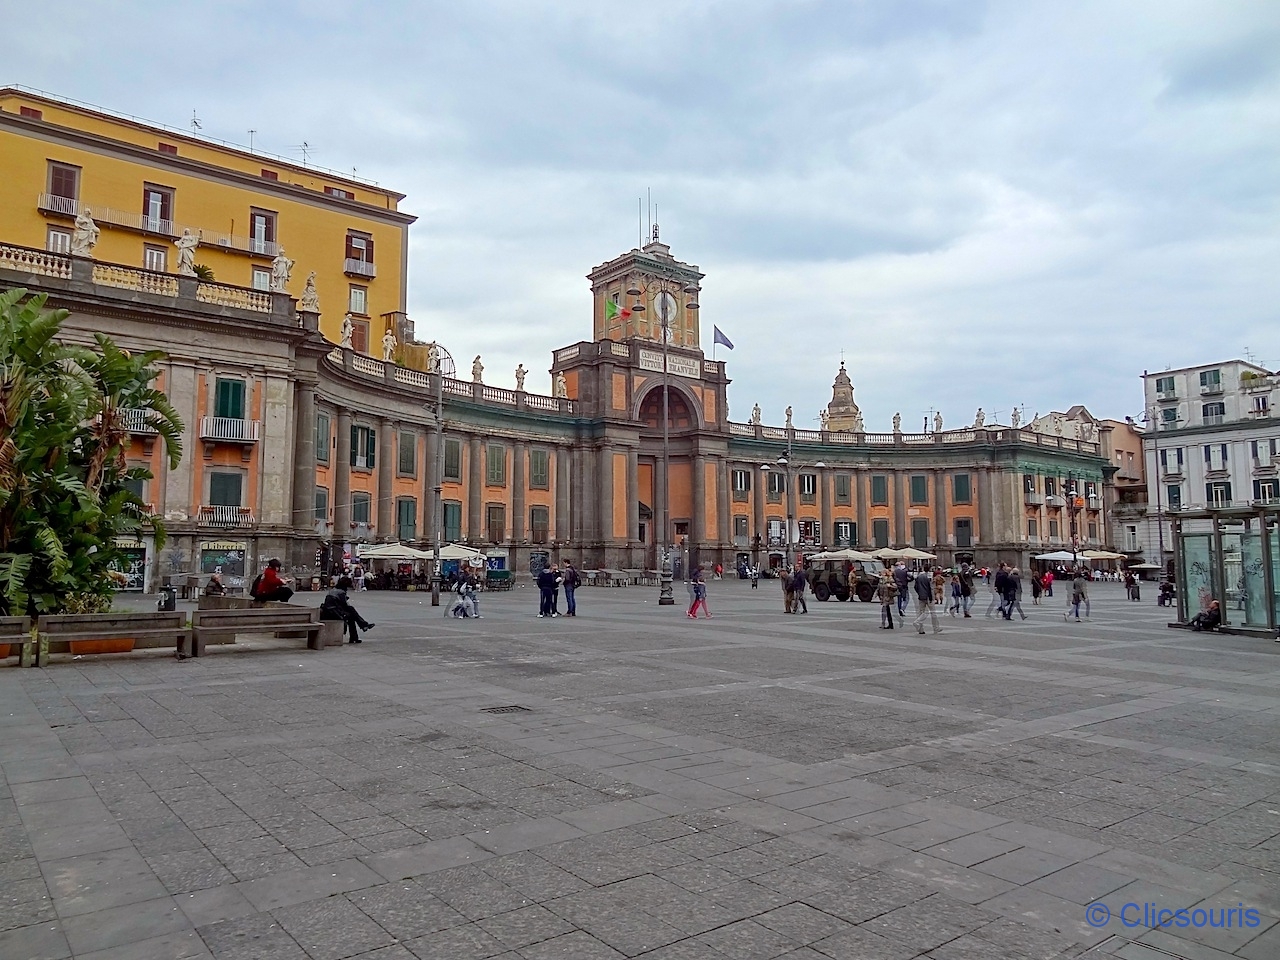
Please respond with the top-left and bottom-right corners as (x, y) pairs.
(587, 225), (705, 349)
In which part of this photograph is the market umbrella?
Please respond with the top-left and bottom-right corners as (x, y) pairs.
(897, 547), (938, 560)
(358, 542), (435, 561)
(1082, 550), (1126, 560)
(807, 548), (878, 562)
(870, 548), (907, 560)
(436, 543), (489, 562)
(1034, 550), (1079, 562)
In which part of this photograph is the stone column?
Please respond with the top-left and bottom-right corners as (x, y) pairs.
(818, 465), (832, 548)
(692, 454), (706, 553)
(598, 445), (614, 554)
(513, 441), (528, 543)
(165, 361), (198, 520)
(423, 430), (439, 545)
(934, 469), (949, 552)
(752, 462), (765, 548)
(626, 447), (640, 544)
(378, 418), (395, 539)
(333, 409), (352, 548)
(893, 471), (907, 546)
(468, 436), (483, 542)
(555, 446), (571, 543)
(977, 466), (993, 552)
(291, 381), (316, 535)
(716, 458), (730, 554)
(855, 467), (868, 547)
(259, 374), (292, 526)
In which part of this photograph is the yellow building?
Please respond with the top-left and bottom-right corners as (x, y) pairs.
(0, 86), (414, 352)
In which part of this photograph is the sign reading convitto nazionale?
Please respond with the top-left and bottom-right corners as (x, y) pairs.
(638, 349), (701, 380)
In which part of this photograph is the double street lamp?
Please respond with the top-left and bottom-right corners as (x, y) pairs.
(760, 434), (825, 568)
(624, 273), (700, 605)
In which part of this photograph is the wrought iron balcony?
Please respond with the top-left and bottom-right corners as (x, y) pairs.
(343, 257), (377, 278)
(198, 505), (254, 526)
(199, 417), (261, 442)
(121, 408), (158, 434)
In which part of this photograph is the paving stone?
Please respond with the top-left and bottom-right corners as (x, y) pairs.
(975, 847), (1078, 885)
(271, 896), (395, 960)
(196, 911), (310, 959)
(477, 903), (576, 949)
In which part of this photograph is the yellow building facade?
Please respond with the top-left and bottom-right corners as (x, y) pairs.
(0, 87), (414, 352)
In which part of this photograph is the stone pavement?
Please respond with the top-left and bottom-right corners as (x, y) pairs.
(2, 579), (1278, 960)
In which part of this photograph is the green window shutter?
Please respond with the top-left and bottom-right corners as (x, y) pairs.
(350, 425), (358, 467)
(214, 379), (245, 420)
(871, 475), (888, 504)
(910, 475), (928, 504)
(315, 414), (330, 463)
(953, 473), (971, 503)
(367, 428), (376, 469)
(209, 472), (243, 506)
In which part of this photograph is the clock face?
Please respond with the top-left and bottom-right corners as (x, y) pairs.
(654, 291), (678, 323)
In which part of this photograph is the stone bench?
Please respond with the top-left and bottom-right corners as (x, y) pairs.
(189, 607), (324, 657)
(37, 612), (192, 665)
(0, 616), (35, 667)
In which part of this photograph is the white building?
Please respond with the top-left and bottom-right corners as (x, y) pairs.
(1135, 359), (1278, 573)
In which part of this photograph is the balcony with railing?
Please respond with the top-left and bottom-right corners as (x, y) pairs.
(1024, 491), (1044, 506)
(121, 408), (158, 434)
(1202, 414), (1225, 427)
(199, 417), (262, 442)
(36, 194), (279, 256)
(1199, 382), (1224, 396)
(198, 505), (254, 526)
(343, 258), (377, 278)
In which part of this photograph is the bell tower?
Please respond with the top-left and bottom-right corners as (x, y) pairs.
(826, 361), (864, 432)
(587, 225), (705, 350)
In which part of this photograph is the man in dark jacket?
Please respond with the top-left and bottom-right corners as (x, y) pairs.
(892, 562), (911, 615)
(536, 564), (560, 618)
(991, 564), (1011, 619)
(563, 561), (580, 616)
(791, 564), (808, 614)
(911, 568), (941, 634)
(320, 577), (375, 643)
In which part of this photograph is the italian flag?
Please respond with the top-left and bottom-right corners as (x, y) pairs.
(605, 299), (631, 323)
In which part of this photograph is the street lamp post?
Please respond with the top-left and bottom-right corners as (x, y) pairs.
(761, 429), (824, 570)
(429, 361), (444, 606)
(1141, 405), (1180, 574)
(626, 274), (700, 606)
(1067, 472), (1080, 568)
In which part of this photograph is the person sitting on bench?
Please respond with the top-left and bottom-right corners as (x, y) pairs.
(203, 574), (226, 596)
(253, 559), (294, 602)
(1189, 599), (1221, 632)
(320, 577), (375, 643)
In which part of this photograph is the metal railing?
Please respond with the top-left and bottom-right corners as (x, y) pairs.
(199, 417), (262, 442)
(198, 505), (255, 526)
(121, 408), (158, 434)
(343, 258), (377, 278)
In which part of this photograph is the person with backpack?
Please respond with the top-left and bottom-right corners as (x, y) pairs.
(536, 563), (560, 618)
(562, 561), (580, 616)
(892, 561), (911, 616)
(912, 568), (941, 634)
(320, 576), (375, 642)
(958, 564), (975, 617)
(791, 563), (809, 614)
(987, 562), (1009, 619)
(687, 566), (711, 618)
(877, 574), (897, 629)
(252, 559), (293, 602)
(1066, 569), (1090, 622)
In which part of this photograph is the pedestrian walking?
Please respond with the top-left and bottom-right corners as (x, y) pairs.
(1043, 570), (1054, 597)
(792, 564), (809, 614)
(687, 567), (711, 618)
(892, 561), (911, 616)
(320, 577), (375, 643)
(948, 574), (962, 616)
(959, 564), (975, 617)
(750, 565), (759, 589)
(877, 575), (897, 629)
(1066, 569), (1089, 622)
(986, 563), (1007, 618)
(933, 567), (945, 605)
(912, 568), (942, 634)
(782, 566), (795, 613)
(1006, 568), (1028, 620)
(352, 562), (366, 592)
(563, 561), (580, 616)
(1030, 573), (1042, 604)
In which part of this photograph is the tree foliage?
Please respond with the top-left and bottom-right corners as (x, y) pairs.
(0, 289), (182, 615)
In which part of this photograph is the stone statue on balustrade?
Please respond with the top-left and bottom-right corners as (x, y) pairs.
(820, 410), (829, 429)
(270, 248), (294, 292)
(427, 342), (441, 373)
(299, 272), (319, 312)
(853, 411), (865, 432)
(472, 355), (484, 383)
(973, 407), (985, 428)
(173, 229), (199, 276)
(381, 329), (398, 362)
(70, 208), (100, 257)
(934, 411), (943, 433)
(1010, 407), (1021, 429)
(785, 406), (793, 429)
(339, 313), (355, 349)
(893, 412), (902, 433)
(554, 372), (568, 398)
(514, 364), (527, 391)
(751, 403), (762, 425)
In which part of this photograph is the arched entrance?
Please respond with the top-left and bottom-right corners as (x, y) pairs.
(638, 386), (696, 430)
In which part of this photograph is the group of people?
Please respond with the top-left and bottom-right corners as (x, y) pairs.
(535, 561), (579, 617)
(874, 566), (944, 634)
(218, 558), (377, 645)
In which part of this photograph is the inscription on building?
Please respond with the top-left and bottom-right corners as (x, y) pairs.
(639, 349), (701, 380)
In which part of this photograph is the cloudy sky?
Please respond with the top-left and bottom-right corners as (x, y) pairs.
(9, 1), (1279, 431)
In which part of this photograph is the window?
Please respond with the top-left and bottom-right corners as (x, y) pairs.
(1155, 375), (1175, 394)
(834, 520), (854, 546)
(1167, 485), (1182, 509)
(486, 444), (506, 486)
(315, 413), (330, 463)
(1023, 473), (1036, 495)
(870, 474), (888, 505)
(1160, 447), (1184, 472)
(122, 476), (146, 501)
(486, 505), (505, 543)
(1251, 439), (1277, 462)
(213, 378), (245, 420)
(444, 439), (461, 480)
(1206, 482), (1232, 507)
(1027, 518), (1038, 539)
(1124, 525), (1139, 552)
(954, 518), (973, 547)
(767, 471), (785, 499)
(732, 468), (751, 500)
(208, 472), (243, 507)
(349, 285), (368, 315)
(397, 498), (417, 541)
(251, 266), (271, 291)
(953, 473), (971, 503)
(144, 245), (167, 272)
(1204, 444), (1228, 471)
(910, 475), (928, 505)
(20, 105), (43, 120)
(346, 231), (374, 263)
(1048, 519), (1060, 539)
(142, 184), (173, 232)
(46, 227), (71, 253)
(1044, 477), (1057, 497)
(530, 449), (549, 489)
(398, 431), (416, 476)
(249, 208), (276, 254)
(797, 520), (818, 543)
(351, 425), (376, 470)
(1087, 522), (1098, 540)
(314, 488), (328, 522)
(349, 319), (369, 354)
(799, 473), (817, 502)
(48, 162), (79, 200)
(157, 142), (178, 156)
(325, 186), (355, 200)
(733, 516), (749, 540)
(531, 506), (550, 543)
(872, 519), (890, 549)
(1199, 369), (1221, 391)
(767, 519), (785, 544)
(1084, 481), (1097, 499)
(911, 518), (929, 548)
(352, 492), (371, 524)
(260, 169), (278, 181)
(1253, 395), (1270, 416)
(443, 502), (462, 542)
(1254, 479), (1279, 503)
(1202, 401), (1225, 423)
(834, 474), (851, 505)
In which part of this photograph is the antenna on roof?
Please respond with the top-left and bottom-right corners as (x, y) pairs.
(637, 197), (642, 248)
(190, 110), (202, 131)
(294, 141), (314, 164)
(247, 129), (256, 151)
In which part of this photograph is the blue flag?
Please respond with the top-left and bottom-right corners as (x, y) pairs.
(713, 326), (734, 350)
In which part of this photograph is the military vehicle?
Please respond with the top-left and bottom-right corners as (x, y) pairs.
(806, 558), (882, 602)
